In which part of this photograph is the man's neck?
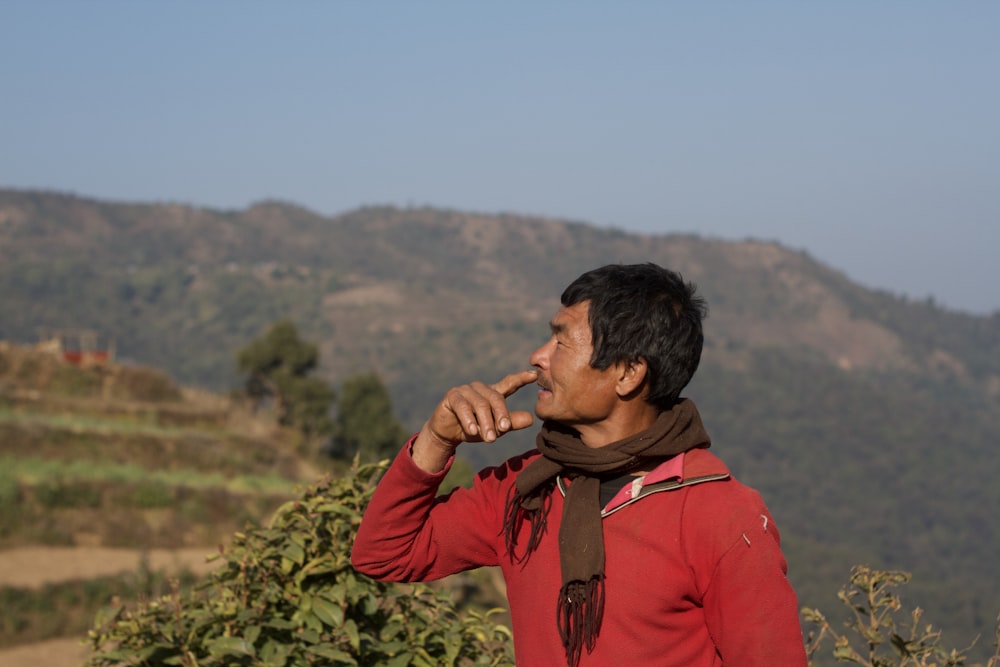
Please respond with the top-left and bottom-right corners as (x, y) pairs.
(574, 404), (660, 449)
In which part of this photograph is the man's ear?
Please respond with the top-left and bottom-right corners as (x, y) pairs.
(616, 358), (648, 399)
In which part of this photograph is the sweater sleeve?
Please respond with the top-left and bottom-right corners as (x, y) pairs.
(350, 437), (517, 582)
(688, 486), (809, 666)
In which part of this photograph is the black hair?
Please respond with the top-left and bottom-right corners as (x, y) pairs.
(560, 263), (707, 411)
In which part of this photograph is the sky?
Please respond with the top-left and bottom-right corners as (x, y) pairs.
(2, 2), (998, 314)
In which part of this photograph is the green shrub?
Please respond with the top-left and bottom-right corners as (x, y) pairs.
(0, 472), (21, 538)
(50, 362), (103, 395)
(0, 470), (19, 508)
(114, 365), (182, 402)
(129, 481), (175, 509)
(86, 460), (514, 666)
(34, 479), (103, 508)
(13, 355), (41, 383)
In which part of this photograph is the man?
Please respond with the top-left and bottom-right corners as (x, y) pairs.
(352, 263), (807, 666)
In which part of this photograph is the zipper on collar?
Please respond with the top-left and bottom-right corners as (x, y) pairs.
(555, 473), (731, 518)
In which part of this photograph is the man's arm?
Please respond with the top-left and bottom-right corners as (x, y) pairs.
(688, 488), (809, 666)
(351, 370), (538, 582)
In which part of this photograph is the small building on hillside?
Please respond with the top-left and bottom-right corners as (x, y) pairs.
(35, 328), (116, 367)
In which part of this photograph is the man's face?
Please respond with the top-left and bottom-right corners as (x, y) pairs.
(529, 301), (620, 428)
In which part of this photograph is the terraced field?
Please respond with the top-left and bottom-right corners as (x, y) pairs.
(0, 342), (323, 665)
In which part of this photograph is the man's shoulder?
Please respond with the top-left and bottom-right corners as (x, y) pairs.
(681, 448), (770, 507)
(681, 446), (731, 480)
(472, 448), (541, 485)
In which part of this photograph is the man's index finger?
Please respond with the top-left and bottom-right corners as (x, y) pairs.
(492, 370), (539, 397)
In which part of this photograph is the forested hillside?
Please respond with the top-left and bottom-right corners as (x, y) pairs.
(1, 187), (998, 661)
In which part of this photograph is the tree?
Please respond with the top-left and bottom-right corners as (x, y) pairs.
(236, 320), (335, 438)
(328, 372), (408, 462)
(85, 461), (514, 666)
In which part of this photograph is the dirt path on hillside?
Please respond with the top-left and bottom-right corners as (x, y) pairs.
(0, 546), (221, 589)
(0, 636), (91, 667)
(0, 547), (223, 667)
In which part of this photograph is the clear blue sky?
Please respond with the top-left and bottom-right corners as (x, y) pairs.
(3, 2), (998, 313)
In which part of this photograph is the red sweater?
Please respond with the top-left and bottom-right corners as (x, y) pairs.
(352, 441), (808, 667)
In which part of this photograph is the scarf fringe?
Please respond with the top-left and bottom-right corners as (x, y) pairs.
(502, 482), (552, 563)
(557, 575), (605, 667)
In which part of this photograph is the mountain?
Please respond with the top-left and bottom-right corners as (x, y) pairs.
(1, 187), (998, 660)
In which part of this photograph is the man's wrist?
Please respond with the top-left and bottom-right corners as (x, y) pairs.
(411, 424), (458, 473)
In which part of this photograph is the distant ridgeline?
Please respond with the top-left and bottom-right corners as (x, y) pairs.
(1, 187), (999, 661)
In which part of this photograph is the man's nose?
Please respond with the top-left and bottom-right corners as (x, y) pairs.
(529, 339), (552, 369)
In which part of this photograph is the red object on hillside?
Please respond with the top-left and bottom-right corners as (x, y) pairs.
(36, 328), (115, 366)
(62, 349), (110, 365)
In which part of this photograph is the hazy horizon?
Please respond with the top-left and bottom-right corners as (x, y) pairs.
(3, 2), (997, 314)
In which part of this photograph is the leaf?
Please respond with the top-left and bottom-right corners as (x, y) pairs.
(377, 640), (408, 655)
(313, 502), (355, 516)
(344, 619), (361, 652)
(264, 617), (297, 631)
(411, 650), (437, 667)
(308, 644), (357, 664)
(206, 636), (255, 657)
(242, 624), (261, 647)
(311, 597), (344, 627)
(260, 639), (293, 665)
(283, 542), (305, 565)
(385, 654), (412, 667)
(299, 627), (320, 644)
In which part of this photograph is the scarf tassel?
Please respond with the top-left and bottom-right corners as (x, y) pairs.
(557, 575), (605, 667)
(502, 483), (551, 563)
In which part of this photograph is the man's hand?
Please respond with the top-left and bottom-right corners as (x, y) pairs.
(411, 370), (538, 473)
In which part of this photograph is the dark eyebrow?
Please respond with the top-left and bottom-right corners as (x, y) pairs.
(549, 321), (567, 335)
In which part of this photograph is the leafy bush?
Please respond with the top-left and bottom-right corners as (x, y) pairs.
(0, 471), (21, 539)
(86, 461), (514, 666)
(0, 469), (19, 508)
(129, 481), (175, 509)
(113, 365), (183, 402)
(34, 478), (103, 508)
(803, 565), (1000, 667)
(50, 362), (104, 396)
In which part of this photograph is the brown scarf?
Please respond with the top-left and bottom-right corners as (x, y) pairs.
(502, 399), (711, 667)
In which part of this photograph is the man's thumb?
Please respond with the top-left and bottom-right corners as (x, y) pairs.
(508, 410), (535, 431)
